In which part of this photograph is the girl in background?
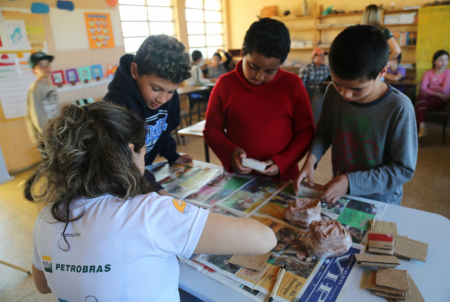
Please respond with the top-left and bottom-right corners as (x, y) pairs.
(362, 5), (401, 61)
(416, 50), (450, 137)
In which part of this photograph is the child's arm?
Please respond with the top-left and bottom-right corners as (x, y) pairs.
(385, 70), (404, 81)
(420, 71), (436, 96)
(430, 70), (450, 97)
(270, 81), (315, 179)
(294, 85), (334, 194)
(192, 65), (211, 84)
(346, 103), (417, 198)
(203, 80), (242, 172)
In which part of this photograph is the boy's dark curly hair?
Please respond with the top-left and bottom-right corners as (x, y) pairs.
(329, 25), (388, 81)
(243, 18), (291, 63)
(135, 34), (191, 84)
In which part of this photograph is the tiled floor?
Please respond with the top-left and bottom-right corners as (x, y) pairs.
(1, 120), (449, 301)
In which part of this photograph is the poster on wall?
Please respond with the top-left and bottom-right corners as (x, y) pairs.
(84, 12), (115, 49)
(4, 20), (31, 50)
(23, 13), (46, 42)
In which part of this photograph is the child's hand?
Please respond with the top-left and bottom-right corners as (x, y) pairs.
(294, 154), (317, 195)
(231, 148), (252, 174)
(258, 159), (279, 176)
(434, 92), (448, 101)
(175, 154), (193, 164)
(318, 175), (349, 204)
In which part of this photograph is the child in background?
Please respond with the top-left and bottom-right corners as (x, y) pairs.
(187, 50), (216, 85)
(206, 49), (233, 79)
(294, 25), (417, 205)
(299, 48), (331, 123)
(24, 52), (59, 201)
(31, 102), (276, 301)
(385, 53), (406, 94)
(415, 49), (450, 137)
(104, 35), (193, 196)
(204, 18), (315, 181)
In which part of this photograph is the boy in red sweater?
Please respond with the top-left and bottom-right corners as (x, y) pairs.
(203, 18), (315, 181)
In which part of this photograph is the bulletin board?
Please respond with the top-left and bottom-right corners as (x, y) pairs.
(416, 6), (450, 83)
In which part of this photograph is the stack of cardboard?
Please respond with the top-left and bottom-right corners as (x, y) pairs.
(365, 269), (425, 301)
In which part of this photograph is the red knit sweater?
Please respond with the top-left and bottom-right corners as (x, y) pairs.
(204, 60), (315, 181)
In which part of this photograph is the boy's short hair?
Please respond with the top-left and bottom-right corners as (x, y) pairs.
(135, 34), (191, 84)
(329, 25), (388, 81)
(243, 18), (290, 63)
(191, 50), (203, 62)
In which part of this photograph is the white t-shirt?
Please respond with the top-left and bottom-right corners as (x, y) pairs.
(32, 193), (208, 302)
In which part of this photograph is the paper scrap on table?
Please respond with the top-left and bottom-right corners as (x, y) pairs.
(228, 252), (271, 272)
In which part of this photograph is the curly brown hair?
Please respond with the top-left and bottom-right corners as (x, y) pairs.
(34, 101), (154, 250)
(135, 34), (191, 84)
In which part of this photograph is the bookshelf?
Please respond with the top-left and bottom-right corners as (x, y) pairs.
(271, 5), (420, 71)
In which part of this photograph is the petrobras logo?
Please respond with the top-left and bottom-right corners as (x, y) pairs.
(42, 255), (52, 273)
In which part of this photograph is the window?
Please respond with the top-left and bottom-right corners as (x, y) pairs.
(186, 0), (224, 59)
(119, 0), (175, 53)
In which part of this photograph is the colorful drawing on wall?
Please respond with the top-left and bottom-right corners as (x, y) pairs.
(65, 69), (79, 85)
(84, 12), (115, 49)
(51, 70), (66, 87)
(31, 2), (50, 14)
(78, 66), (91, 83)
(4, 20), (31, 50)
(91, 64), (103, 81)
(103, 63), (118, 79)
(23, 13), (46, 43)
(57, 0), (75, 11)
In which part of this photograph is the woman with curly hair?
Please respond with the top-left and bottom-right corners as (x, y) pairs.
(104, 35), (193, 196)
(32, 102), (276, 301)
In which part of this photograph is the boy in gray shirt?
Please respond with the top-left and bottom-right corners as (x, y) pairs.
(294, 25), (417, 205)
(24, 52), (59, 201)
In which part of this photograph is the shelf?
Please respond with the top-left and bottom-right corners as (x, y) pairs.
(318, 12), (363, 19)
(272, 15), (315, 21)
(290, 47), (314, 50)
(384, 23), (417, 27)
(289, 27), (315, 32)
(317, 26), (348, 31)
(400, 45), (416, 49)
(384, 9), (419, 14)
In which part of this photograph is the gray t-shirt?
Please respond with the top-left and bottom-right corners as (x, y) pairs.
(309, 83), (417, 205)
(26, 79), (59, 143)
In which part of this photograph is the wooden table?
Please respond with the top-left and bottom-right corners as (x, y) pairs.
(177, 120), (210, 162)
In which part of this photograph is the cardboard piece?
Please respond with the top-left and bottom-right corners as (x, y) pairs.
(355, 254), (400, 268)
(375, 291), (406, 300)
(391, 274), (425, 302)
(370, 219), (398, 235)
(228, 252), (271, 272)
(376, 269), (410, 292)
(298, 182), (325, 198)
(368, 246), (394, 255)
(365, 270), (406, 295)
(369, 232), (395, 249)
(394, 236), (428, 262)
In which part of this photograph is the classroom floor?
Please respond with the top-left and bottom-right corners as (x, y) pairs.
(1, 120), (449, 302)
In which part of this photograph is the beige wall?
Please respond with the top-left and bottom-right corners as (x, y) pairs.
(227, 0), (426, 65)
(0, 1), (124, 173)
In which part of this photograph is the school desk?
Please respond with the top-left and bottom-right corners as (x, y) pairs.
(177, 86), (211, 125)
(178, 174), (450, 301)
(177, 120), (209, 162)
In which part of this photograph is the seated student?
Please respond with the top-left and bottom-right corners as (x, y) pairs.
(186, 50), (216, 86)
(104, 35), (193, 195)
(203, 18), (315, 181)
(31, 102), (277, 301)
(294, 25), (418, 205)
(299, 48), (331, 124)
(206, 49), (233, 79)
(415, 49), (450, 137)
(24, 52), (59, 201)
(385, 53), (406, 94)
